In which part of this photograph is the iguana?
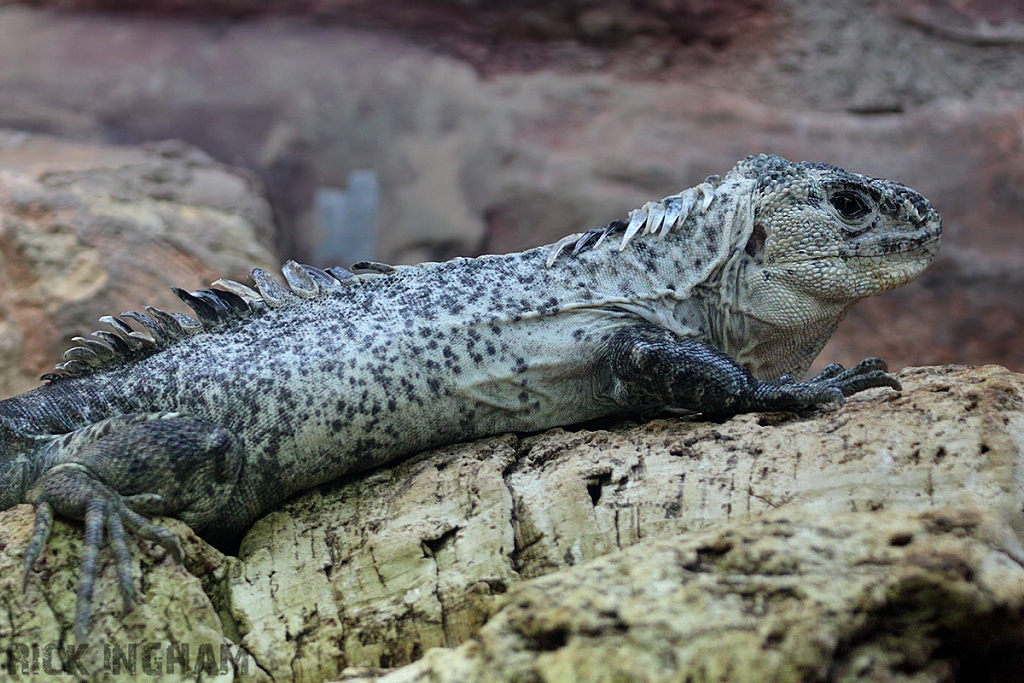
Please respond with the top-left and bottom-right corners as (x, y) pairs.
(1, 154), (941, 641)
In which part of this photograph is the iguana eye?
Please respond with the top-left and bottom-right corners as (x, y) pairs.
(829, 191), (871, 220)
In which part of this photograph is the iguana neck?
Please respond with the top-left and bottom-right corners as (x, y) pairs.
(544, 176), (757, 335)
(710, 253), (858, 380)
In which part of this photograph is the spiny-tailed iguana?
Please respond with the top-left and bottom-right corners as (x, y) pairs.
(1, 154), (941, 641)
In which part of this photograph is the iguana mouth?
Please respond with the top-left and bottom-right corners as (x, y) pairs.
(840, 219), (942, 259)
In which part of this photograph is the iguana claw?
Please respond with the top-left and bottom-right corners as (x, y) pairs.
(807, 358), (901, 397)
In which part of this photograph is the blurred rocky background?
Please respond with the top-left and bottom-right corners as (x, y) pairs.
(0, 0), (1022, 391)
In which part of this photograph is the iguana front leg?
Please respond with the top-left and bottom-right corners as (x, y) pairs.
(607, 324), (901, 415)
(22, 413), (242, 642)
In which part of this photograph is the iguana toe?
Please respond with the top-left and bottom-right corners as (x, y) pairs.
(808, 363), (846, 383)
(22, 501), (53, 591)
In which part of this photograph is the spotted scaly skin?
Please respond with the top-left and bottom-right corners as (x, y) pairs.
(1, 154), (941, 641)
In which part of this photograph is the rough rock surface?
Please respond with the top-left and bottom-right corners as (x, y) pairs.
(340, 507), (1024, 683)
(0, 130), (277, 397)
(2, 365), (1022, 681)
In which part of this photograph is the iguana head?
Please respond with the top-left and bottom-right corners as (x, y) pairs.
(737, 154), (942, 303)
(542, 153), (940, 380)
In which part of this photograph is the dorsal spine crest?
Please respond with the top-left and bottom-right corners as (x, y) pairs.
(43, 261), (356, 382)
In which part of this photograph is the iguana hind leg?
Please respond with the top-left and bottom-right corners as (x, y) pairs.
(21, 413), (242, 642)
(608, 324), (901, 416)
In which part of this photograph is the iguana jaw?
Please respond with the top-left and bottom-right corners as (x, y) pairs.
(842, 229), (942, 293)
(773, 208), (941, 301)
(770, 248), (938, 304)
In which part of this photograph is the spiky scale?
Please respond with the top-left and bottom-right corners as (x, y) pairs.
(170, 312), (202, 335)
(572, 230), (598, 256)
(172, 288), (225, 328)
(326, 266), (355, 281)
(619, 208), (648, 251)
(251, 268), (296, 307)
(661, 196), (683, 235)
(100, 315), (134, 338)
(645, 201), (667, 236)
(190, 290), (232, 316)
(675, 191), (698, 233)
(55, 359), (93, 375)
(145, 307), (186, 340)
(100, 316), (151, 351)
(207, 288), (251, 318)
(119, 311), (165, 342)
(92, 330), (132, 356)
(699, 183), (715, 211)
(281, 260), (319, 298)
(546, 233), (583, 267)
(128, 330), (156, 349)
(63, 346), (101, 365)
(351, 261), (396, 274)
(72, 337), (115, 361)
(300, 264), (342, 291)
(211, 279), (262, 303)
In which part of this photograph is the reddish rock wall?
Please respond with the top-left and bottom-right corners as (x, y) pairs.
(0, 0), (1021, 372)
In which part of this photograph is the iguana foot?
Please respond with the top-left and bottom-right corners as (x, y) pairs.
(25, 465), (183, 643)
(805, 358), (901, 398)
(753, 358), (900, 410)
(20, 412), (241, 642)
(608, 325), (902, 416)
